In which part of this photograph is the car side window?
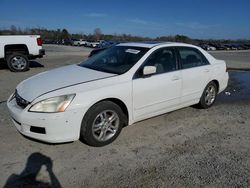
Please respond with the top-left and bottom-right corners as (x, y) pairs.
(143, 48), (177, 74)
(178, 47), (209, 69)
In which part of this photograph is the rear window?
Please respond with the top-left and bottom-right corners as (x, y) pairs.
(178, 47), (209, 69)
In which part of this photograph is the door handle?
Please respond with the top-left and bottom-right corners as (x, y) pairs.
(171, 76), (180, 81)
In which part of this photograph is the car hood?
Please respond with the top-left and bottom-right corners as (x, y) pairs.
(16, 65), (116, 102)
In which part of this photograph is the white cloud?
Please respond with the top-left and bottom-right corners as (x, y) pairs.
(128, 18), (148, 25)
(175, 22), (219, 30)
(86, 13), (107, 18)
(127, 18), (168, 31)
(0, 19), (24, 26)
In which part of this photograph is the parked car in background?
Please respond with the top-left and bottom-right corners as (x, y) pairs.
(223, 44), (234, 50)
(99, 41), (120, 48)
(61, 39), (73, 46)
(72, 39), (86, 46)
(0, 35), (45, 72)
(85, 40), (100, 48)
(7, 42), (228, 146)
(243, 44), (250, 49)
(85, 41), (90, 47)
(221, 44), (231, 50)
(209, 44), (227, 50)
(43, 39), (57, 44)
(236, 44), (249, 50)
(199, 44), (216, 51)
(88, 41), (121, 57)
(207, 45), (216, 51)
(85, 40), (95, 48)
(88, 47), (108, 57)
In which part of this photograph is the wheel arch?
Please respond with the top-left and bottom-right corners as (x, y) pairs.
(210, 79), (219, 92)
(4, 44), (29, 58)
(83, 97), (130, 127)
(97, 98), (129, 125)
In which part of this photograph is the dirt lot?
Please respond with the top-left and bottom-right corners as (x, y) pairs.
(0, 45), (250, 187)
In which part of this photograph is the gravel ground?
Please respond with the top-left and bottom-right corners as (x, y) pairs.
(0, 45), (249, 188)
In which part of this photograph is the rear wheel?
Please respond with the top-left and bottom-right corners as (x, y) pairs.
(6, 53), (29, 72)
(198, 81), (218, 109)
(80, 101), (126, 147)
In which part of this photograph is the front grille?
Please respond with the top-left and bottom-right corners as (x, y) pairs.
(15, 91), (30, 109)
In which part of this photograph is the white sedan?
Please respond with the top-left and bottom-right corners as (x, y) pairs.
(7, 42), (229, 146)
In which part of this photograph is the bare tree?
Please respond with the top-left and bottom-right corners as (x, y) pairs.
(93, 28), (102, 40)
(10, 25), (17, 34)
(61, 29), (70, 40)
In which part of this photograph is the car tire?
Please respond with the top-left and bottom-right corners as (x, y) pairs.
(6, 53), (29, 72)
(198, 81), (218, 109)
(80, 101), (127, 147)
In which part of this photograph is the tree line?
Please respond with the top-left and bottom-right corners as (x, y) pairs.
(0, 25), (249, 44)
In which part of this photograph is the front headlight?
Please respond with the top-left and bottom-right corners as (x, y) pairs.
(29, 94), (75, 113)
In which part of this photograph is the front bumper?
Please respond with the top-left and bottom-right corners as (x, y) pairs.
(7, 97), (83, 143)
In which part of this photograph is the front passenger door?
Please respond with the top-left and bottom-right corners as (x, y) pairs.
(132, 47), (182, 121)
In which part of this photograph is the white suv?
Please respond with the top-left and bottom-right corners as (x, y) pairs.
(7, 42), (228, 146)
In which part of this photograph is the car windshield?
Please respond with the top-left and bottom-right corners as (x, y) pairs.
(79, 46), (149, 74)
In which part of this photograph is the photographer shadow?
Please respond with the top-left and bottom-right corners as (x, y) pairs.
(4, 152), (61, 188)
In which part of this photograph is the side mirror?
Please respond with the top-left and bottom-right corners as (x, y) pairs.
(143, 66), (156, 76)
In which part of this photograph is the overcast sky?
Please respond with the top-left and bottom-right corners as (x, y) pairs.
(0, 0), (250, 39)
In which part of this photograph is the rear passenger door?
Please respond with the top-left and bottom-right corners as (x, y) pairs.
(177, 47), (212, 104)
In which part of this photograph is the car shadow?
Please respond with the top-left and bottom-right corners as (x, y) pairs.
(29, 61), (44, 68)
(3, 152), (62, 188)
(0, 60), (8, 70)
(0, 60), (44, 70)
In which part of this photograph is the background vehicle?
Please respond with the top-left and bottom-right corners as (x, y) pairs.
(199, 44), (216, 51)
(244, 44), (250, 49)
(0, 35), (45, 72)
(209, 43), (227, 50)
(85, 40), (103, 48)
(61, 39), (73, 46)
(88, 41), (121, 57)
(72, 39), (86, 46)
(90, 41), (101, 48)
(88, 47), (108, 57)
(224, 44), (234, 50)
(233, 44), (248, 50)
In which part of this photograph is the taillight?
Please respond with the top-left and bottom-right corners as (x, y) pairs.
(37, 38), (43, 46)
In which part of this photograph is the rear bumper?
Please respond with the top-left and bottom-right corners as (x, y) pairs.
(219, 72), (229, 93)
(28, 49), (45, 60)
(39, 49), (45, 57)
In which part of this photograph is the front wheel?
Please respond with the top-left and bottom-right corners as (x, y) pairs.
(198, 81), (218, 109)
(80, 101), (126, 147)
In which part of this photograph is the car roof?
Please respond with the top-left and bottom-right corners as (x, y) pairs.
(117, 42), (196, 48)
